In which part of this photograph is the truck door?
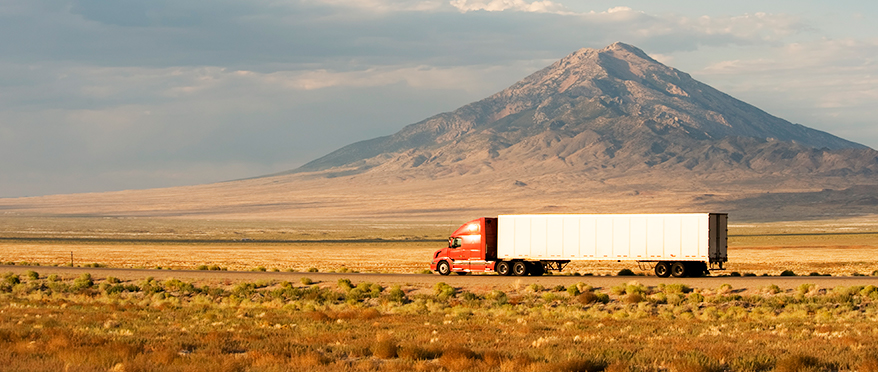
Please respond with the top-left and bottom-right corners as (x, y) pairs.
(448, 237), (469, 271)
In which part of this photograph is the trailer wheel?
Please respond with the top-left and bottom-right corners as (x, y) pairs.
(496, 261), (512, 276)
(512, 261), (529, 276)
(671, 262), (687, 278)
(437, 261), (451, 276)
(655, 262), (671, 278)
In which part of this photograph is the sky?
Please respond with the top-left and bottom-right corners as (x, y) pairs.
(1, 0), (877, 197)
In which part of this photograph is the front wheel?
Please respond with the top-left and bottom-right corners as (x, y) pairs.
(496, 261), (512, 276)
(437, 261), (451, 276)
(655, 262), (671, 278)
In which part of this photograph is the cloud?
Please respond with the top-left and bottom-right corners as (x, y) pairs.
(693, 39), (878, 147)
(450, 0), (568, 14)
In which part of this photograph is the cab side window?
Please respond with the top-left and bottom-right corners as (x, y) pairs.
(451, 237), (462, 248)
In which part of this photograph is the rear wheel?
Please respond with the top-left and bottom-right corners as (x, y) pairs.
(437, 261), (451, 276)
(496, 261), (512, 276)
(655, 262), (671, 278)
(512, 261), (529, 276)
(671, 262), (687, 278)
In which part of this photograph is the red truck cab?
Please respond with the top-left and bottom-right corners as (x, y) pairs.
(430, 217), (497, 275)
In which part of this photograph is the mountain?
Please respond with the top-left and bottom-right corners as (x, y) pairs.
(288, 42), (870, 183)
(1, 43), (876, 221)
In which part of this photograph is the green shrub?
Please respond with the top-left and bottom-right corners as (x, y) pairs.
(196, 264), (209, 270)
(566, 284), (581, 296)
(434, 282), (456, 300)
(72, 273), (94, 290)
(779, 270), (796, 276)
(337, 278), (353, 291)
(300, 277), (313, 285)
(25, 270), (39, 280)
(106, 276), (121, 284)
(617, 268), (635, 276)
(687, 292), (705, 303)
(307, 267), (319, 273)
(387, 285), (407, 303)
(47, 274), (59, 282)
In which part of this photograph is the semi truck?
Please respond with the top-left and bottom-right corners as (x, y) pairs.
(430, 213), (728, 277)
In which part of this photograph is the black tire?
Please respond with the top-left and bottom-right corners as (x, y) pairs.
(671, 262), (687, 278)
(529, 262), (545, 276)
(437, 261), (451, 276)
(496, 261), (512, 276)
(655, 262), (671, 278)
(454, 271), (469, 276)
(512, 261), (529, 276)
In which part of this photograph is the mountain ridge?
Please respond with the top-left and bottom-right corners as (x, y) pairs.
(289, 42), (867, 180)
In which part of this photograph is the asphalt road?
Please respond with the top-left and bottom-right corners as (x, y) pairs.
(3, 265), (877, 291)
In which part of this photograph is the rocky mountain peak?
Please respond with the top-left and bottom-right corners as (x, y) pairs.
(291, 43), (870, 177)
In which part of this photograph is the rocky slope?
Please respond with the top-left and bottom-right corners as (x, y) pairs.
(289, 42), (872, 185)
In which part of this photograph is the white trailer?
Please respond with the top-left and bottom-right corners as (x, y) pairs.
(496, 213), (727, 277)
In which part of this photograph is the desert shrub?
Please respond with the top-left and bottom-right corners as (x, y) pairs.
(617, 268), (635, 276)
(105, 276), (120, 284)
(527, 283), (544, 292)
(578, 290), (609, 305)
(387, 285), (407, 303)
(624, 293), (644, 304)
(663, 283), (690, 294)
(251, 266), (267, 272)
(567, 284), (581, 296)
(774, 355), (821, 372)
(72, 273), (94, 290)
(439, 346), (478, 371)
(485, 289), (508, 306)
(398, 344), (441, 361)
(548, 358), (606, 372)
(300, 277), (313, 285)
(553, 284), (566, 292)
(164, 278), (195, 293)
(765, 284), (781, 294)
(779, 270), (796, 276)
(47, 274), (59, 282)
(687, 292), (705, 303)
(25, 270), (39, 280)
(196, 264), (209, 270)
(434, 282), (456, 300)
(650, 292), (668, 304)
(4, 272), (21, 286)
(729, 271), (741, 277)
(337, 278), (353, 291)
(307, 267), (319, 272)
(372, 337), (398, 359)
